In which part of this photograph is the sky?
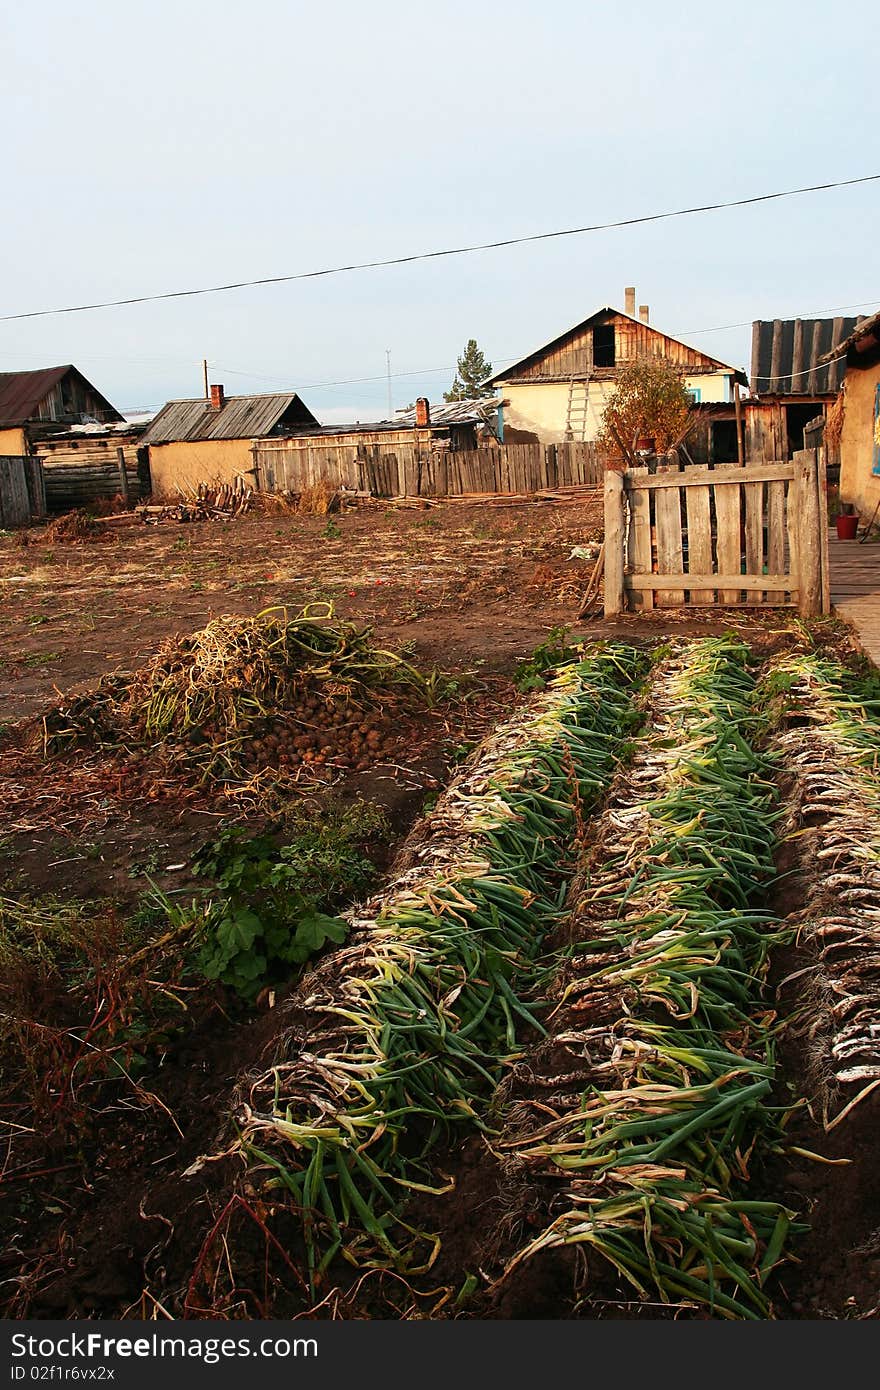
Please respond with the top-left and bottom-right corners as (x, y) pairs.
(1, 0), (877, 423)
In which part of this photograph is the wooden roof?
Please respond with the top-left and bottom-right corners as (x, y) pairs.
(489, 308), (745, 385)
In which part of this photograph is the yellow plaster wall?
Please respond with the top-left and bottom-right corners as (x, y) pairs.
(500, 373), (730, 443)
(839, 367), (880, 518)
(0, 427), (27, 455)
(147, 439), (256, 495)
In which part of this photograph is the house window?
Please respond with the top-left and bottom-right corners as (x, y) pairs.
(687, 387), (702, 404)
(592, 325), (615, 368)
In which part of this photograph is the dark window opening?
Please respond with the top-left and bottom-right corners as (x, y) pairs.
(711, 420), (739, 464)
(592, 324), (616, 368)
(785, 402), (819, 456)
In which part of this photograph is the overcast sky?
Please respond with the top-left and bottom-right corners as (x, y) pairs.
(2, 0), (877, 422)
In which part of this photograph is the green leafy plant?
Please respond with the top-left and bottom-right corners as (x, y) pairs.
(514, 626), (577, 692)
(190, 801), (389, 998)
(322, 518), (341, 540)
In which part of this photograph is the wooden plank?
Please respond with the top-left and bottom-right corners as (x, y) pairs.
(0, 456), (31, 527)
(714, 479), (743, 604)
(684, 480), (713, 604)
(765, 479), (786, 602)
(630, 462), (794, 489)
(794, 450), (822, 617)
(627, 572), (794, 592)
(744, 479), (764, 600)
(603, 471), (625, 617)
(818, 448), (831, 615)
(628, 467), (654, 611)
(654, 479), (684, 605)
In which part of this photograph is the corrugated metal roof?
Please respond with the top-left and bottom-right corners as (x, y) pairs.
(394, 398), (498, 425)
(750, 318), (862, 396)
(0, 366), (72, 425)
(143, 392), (318, 444)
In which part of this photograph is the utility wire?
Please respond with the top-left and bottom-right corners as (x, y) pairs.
(2, 174), (878, 323)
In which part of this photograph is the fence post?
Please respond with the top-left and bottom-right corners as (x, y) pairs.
(794, 449), (821, 617)
(604, 469), (626, 617)
(116, 446), (131, 505)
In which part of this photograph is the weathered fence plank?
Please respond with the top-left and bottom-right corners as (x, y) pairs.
(714, 482), (743, 605)
(604, 471), (625, 616)
(654, 482), (685, 605)
(684, 481), (713, 605)
(794, 450), (822, 617)
(0, 455), (40, 528)
(765, 480), (786, 603)
(629, 467), (654, 611)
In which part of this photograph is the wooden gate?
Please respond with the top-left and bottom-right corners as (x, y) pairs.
(604, 450), (829, 617)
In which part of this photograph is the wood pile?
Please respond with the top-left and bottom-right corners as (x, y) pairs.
(137, 477), (254, 524)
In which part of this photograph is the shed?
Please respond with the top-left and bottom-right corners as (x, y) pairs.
(0, 365), (124, 458)
(144, 386), (319, 494)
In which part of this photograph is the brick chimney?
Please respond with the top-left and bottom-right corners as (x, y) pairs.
(624, 287), (636, 317)
(639, 305), (650, 325)
(209, 383), (225, 410)
(414, 397), (431, 427)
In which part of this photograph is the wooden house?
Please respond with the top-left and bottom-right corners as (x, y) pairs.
(0, 365), (123, 457)
(143, 385), (319, 494)
(487, 289), (746, 446)
(819, 310), (880, 519)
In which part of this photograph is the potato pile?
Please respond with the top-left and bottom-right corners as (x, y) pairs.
(234, 688), (398, 775)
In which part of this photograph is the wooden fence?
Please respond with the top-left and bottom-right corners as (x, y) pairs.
(604, 450), (829, 617)
(0, 455), (46, 528)
(252, 439), (601, 497)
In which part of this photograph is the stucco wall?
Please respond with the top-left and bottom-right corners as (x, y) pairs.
(0, 427), (27, 456)
(839, 366), (880, 518)
(147, 438), (255, 495)
(500, 373), (731, 444)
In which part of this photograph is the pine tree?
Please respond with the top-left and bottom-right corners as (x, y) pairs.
(444, 339), (494, 401)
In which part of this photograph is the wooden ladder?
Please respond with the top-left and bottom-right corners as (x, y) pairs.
(565, 375), (591, 442)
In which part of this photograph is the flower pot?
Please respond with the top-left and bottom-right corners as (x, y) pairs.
(836, 514), (859, 540)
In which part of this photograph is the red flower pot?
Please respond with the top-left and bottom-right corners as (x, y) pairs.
(836, 514), (859, 540)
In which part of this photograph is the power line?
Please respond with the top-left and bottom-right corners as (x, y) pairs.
(2, 174), (878, 323)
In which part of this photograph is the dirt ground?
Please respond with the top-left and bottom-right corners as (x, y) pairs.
(1, 496), (877, 1321)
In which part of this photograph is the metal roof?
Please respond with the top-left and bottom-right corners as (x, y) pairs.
(143, 392), (318, 444)
(750, 318), (862, 396)
(394, 398), (498, 425)
(0, 366), (74, 426)
(818, 309), (880, 363)
(0, 365), (123, 427)
(488, 307), (746, 386)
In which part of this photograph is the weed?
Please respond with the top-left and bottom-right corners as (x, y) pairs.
(174, 801), (390, 999)
(513, 626), (577, 692)
(322, 518), (341, 540)
(27, 614), (50, 627)
(22, 652), (60, 668)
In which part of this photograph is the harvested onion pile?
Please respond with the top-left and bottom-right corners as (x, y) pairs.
(42, 604), (431, 784)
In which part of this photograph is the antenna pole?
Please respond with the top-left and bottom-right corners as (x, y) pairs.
(386, 349), (392, 419)
(203, 358), (209, 400)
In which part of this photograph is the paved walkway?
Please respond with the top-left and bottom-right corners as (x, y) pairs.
(829, 530), (880, 668)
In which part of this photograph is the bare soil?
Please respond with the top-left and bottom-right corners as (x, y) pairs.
(0, 498), (875, 1321)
